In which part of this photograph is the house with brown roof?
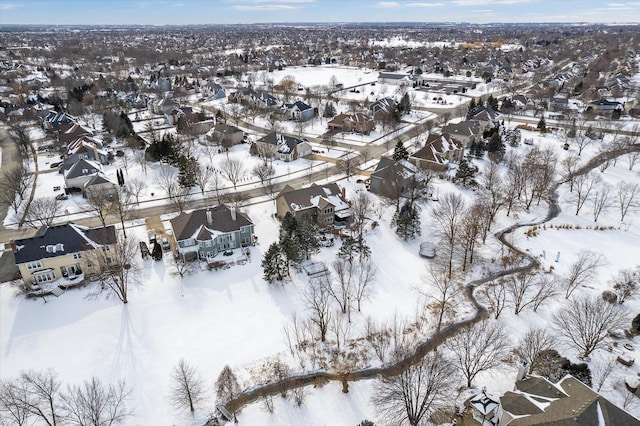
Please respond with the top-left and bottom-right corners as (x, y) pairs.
(170, 205), (254, 261)
(441, 120), (482, 147)
(409, 133), (465, 172)
(494, 366), (640, 425)
(327, 113), (374, 134)
(276, 183), (351, 227)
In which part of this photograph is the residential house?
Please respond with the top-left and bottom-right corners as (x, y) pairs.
(168, 106), (215, 133)
(13, 223), (117, 287)
(369, 157), (425, 196)
(228, 87), (256, 104)
(275, 183), (351, 227)
(254, 132), (311, 162)
(203, 81), (226, 100)
(470, 106), (500, 131)
(497, 66), (515, 80)
(253, 91), (280, 109)
(378, 72), (411, 86)
(441, 120), (482, 147)
(586, 99), (623, 116)
(327, 112), (375, 134)
(150, 97), (179, 116)
(369, 97), (396, 116)
(229, 88), (279, 109)
(56, 122), (95, 146)
(64, 136), (111, 166)
(41, 111), (76, 132)
(63, 158), (117, 197)
(469, 388), (500, 426)
(409, 133), (465, 172)
(283, 100), (315, 121)
(495, 367), (640, 425)
(123, 92), (148, 109)
(207, 123), (244, 146)
(170, 205), (254, 261)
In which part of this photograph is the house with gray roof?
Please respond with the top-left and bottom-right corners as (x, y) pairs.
(441, 120), (482, 147)
(169, 205), (254, 261)
(13, 223), (116, 289)
(369, 157), (426, 197)
(284, 100), (314, 121)
(254, 132), (311, 162)
(409, 133), (465, 172)
(494, 368), (640, 425)
(275, 183), (351, 227)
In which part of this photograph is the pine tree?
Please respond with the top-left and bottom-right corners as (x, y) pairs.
(466, 98), (477, 119)
(151, 240), (163, 261)
(399, 93), (411, 114)
(392, 141), (409, 161)
(294, 215), (320, 260)
(279, 233), (301, 266)
(338, 235), (371, 263)
(178, 156), (199, 188)
(323, 101), (336, 118)
(470, 140), (485, 159)
(454, 159), (478, 187)
(281, 212), (298, 238)
(262, 242), (289, 283)
(392, 202), (421, 241)
(537, 116), (547, 133)
(486, 132), (506, 163)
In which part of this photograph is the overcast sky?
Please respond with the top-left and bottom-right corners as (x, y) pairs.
(1, 0), (639, 25)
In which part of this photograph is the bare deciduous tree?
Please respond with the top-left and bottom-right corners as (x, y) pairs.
(127, 178), (146, 205)
(0, 165), (33, 214)
(169, 359), (206, 413)
(485, 278), (507, 319)
(563, 250), (606, 299)
(592, 183), (612, 222)
(431, 193), (466, 278)
(445, 320), (511, 387)
(591, 355), (617, 391)
(195, 164), (214, 196)
(571, 172), (599, 215)
(337, 153), (360, 181)
(553, 295), (629, 358)
(24, 197), (62, 229)
(610, 267), (640, 304)
(303, 277), (332, 342)
(423, 262), (461, 332)
(616, 182), (639, 223)
(352, 258), (377, 311)
(220, 156), (246, 190)
(252, 161), (275, 185)
(62, 377), (132, 425)
(372, 351), (457, 426)
(85, 186), (116, 228)
(514, 328), (554, 373)
(90, 231), (141, 304)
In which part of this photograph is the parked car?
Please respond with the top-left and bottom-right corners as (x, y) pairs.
(161, 237), (170, 251)
(49, 161), (61, 168)
(419, 242), (436, 258)
(55, 193), (68, 201)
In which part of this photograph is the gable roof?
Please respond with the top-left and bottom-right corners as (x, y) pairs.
(370, 97), (396, 113)
(84, 173), (117, 189)
(502, 375), (640, 426)
(442, 120), (482, 139)
(258, 132), (305, 155)
(63, 158), (102, 179)
(411, 133), (463, 165)
(287, 100), (312, 112)
(277, 183), (349, 213)
(14, 224), (116, 264)
(170, 205), (253, 242)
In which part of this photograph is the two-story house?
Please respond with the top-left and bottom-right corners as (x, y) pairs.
(409, 133), (465, 172)
(170, 205), (254, 261)
(13, 223), (117, 288)
(254, 132), (311, 162)
(276, 183), (351, 227)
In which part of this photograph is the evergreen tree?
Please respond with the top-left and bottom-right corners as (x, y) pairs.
(323, 101), (336, 118)
(338, 235), (371, 263)
(178, 155), (199, 188)
(392, 141), (410, 161)
(537, 116), (547, 133)
(466, 98), (477, 119)
(279, 233), (301, 267)
(262, 242), (289, 283)
(294, 215), (320, 260)
(486, 94), (499, 110)
(470, 140), (485, 159)
(486, 132), (506, 163)
(398, 93), (411, 114)
(392, 202), (422, 241)
(454, 159), (478, 187)
(281, 212), (298, 238)
(151, 240), (163, 261)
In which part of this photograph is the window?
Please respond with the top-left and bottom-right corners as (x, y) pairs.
(106, 256), (115, 264)
(26, 261), (43, 270)
(101, 246), (110, 252)
(205, 240), (212, 247)
(218, 234), (233, 244)
(241, 237), (251, 245)
(325, 217), (334, 224)
(323, 207), (334, 214)
(73, 253), (82, 259)
(35, 271), (55, 283)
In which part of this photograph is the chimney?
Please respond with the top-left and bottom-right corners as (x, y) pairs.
(516, 362), (529, 382)
(230, 207), (237, 221)
(206, 209), (212, 225)
(10, 240), (16, 253)
(341, 186), (346, 199)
